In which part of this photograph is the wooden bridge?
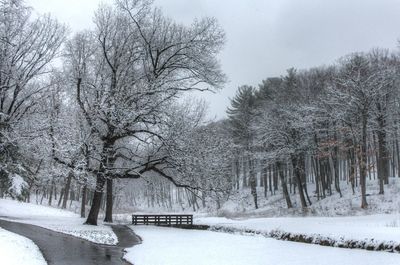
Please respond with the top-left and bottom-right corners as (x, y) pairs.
(132, 214), (193, 226)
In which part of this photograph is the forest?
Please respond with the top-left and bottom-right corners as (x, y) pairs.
(1, 0), (400, 226)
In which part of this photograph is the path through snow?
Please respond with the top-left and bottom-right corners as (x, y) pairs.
(0, 198), (117, 245)
(0, 219), (139, 265)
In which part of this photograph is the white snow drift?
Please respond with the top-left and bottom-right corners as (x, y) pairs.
(0, 199), (117, 245)
(0, 227), (46, 265)
(196, 214), (400, 245)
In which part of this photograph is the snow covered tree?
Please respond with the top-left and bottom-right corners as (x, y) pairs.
(255, 69), (315, 209)
(367, 49), (397, 194)
(327, 52), (395, 208)
(0, 0), (66, 198)
(227, 85), (259, 208)
(61, 0), (226, 225)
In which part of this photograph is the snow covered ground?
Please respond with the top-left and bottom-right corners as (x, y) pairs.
(196, 214), (400, 244)
(213, 178), (400, 218)
(0, 227), (46, 265)
(0, 199), (117, 245)
(126, 225), (400, 265)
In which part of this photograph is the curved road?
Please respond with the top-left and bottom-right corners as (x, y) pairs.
(0, 219), (140, 265)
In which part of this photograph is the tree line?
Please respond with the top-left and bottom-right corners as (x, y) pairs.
(227, 48), (400, 210)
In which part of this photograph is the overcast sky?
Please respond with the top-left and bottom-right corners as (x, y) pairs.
(27, 0), (400, 119)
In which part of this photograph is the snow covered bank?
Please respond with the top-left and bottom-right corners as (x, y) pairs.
(0, 227), (47, 265)
(126, 225), (400, 265)
(0, 199), (117, 245)
(196, 214), (400, 252)
(216, 178), (400, 218)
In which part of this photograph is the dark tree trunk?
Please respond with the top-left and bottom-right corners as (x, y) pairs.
(58, 188), (64, 207)
(360, 113), (368, 209)
(291, 154), (307, 208)
(235, 158), (240, 190)
(248, 158), (258, 209)
(81, 184), (87, 218)
(62, 171), (73, 209)
(376, 100), (389, 185)
(268, 165), (273, 195)
(85, 138), (115, 225)
(273, 164), (278, 194)
(319, 159), (327, 198)
(85, 175), (106, 225)
(332, 131), (342, 197)
(263, 162), (268, 198)
(202, 190), (206, 208)
(313, 157), (320, 200)
(377, 126), (389, 194)
(48, 178), (55, 206)
(104, 178), (113, 222)
(277, 161), (292, 208)
(242, 159), (248, 188)
(347, 148), (355, 194)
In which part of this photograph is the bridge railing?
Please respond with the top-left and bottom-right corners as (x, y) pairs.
(132, 214), (193, 226)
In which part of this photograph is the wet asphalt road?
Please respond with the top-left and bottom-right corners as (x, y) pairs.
(0, 219), (140, 265)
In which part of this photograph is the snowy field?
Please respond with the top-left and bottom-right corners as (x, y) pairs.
(196, 214), (400, 244)
(0, 227), (46, 265)
(211, 178), (400, 219)
(126, 225), (400, 265)
(0, 199), (117, 245)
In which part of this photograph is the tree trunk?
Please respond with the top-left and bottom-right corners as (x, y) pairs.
(360, 114), (368, 209)
(85, 174), (106, 225)
(58, 188), (64, 207)
(85, 138), (115, 225)
(48, 178), (55, 206)
(62, 171), (73, 209)
(291, 154), (307, 208)
(273, 164), (278, 194)
(313, 157), (320, 200)
(377, 127), (389, 194)
(348, 149), (356, 194)
(235, 158), (240, 190)
(319, 159), (327, 198)
(332, 131), (342, 197)
(263, 162), (268, 198)
(242, 159), (247, 187)
(268, 165), (273, 195)
(248, 158), (258, 209)
(104, 178), (113, 223)
(277, 161), (292, 208)
(81, 184), (87, 218)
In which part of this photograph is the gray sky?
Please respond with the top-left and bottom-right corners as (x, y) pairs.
(27, 0), (400, 119)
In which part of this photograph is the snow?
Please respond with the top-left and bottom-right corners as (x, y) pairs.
(9, 173), (28, 197)
(195, 214), (400, 244)
(0, 199), (117, 245)
(126, 225), (400, 265)
(215, 178), (400, 218)
(0, 227), (47, 265)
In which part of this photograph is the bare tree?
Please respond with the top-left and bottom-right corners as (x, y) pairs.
(63, 0), (225, 225)
(327, 53), (395, 208)
(0, 0), (66, 196)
